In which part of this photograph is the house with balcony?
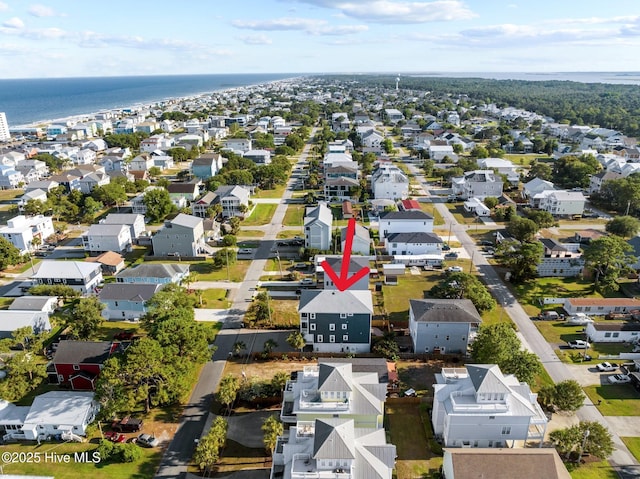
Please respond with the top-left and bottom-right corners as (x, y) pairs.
(31, 260), (103, 294)
(537, 239), (584, 277)
(102, 213), (146, 241)
(270, 418), (396, 479)
(361, 129), (385, 155)
(224, 138), (252, 153)
(451, 170), (503, 200)
(304, 203), (332, 251)
(325, 163), (359, 181)
(537, 190), (586, 217)
(432, 365), (548, 448)
(371, 164), (409, 200)
(78, 171), (110, 194)
(192, 191), (219, 218)
(299, 290), (373, 353)
(378, 210), (434, 241)
(99, 283), (161, 320)
(0, 165), (24, 189)
(331, 113), (350, 132)
(115, 263), (190, 284)
(151, 213), (205, 257)
(0, 215), (55, 254)
(409, 299), (482, 354)
(316, 256), (370, 290)
(214, 185), (250, 219)
(280, 361), (387, 427)
(82, 224), (132, 255)
(166, 181), (201, 203)
(324, 177), (360, 202)
(128, 154), (154, 171)
(384, 232), (443, 256)
(191, 153), (223, 179)
(244, 149), (272, 165)
(16, 159), (48, 183)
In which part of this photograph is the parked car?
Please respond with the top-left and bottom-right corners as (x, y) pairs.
(567, 314), (594, 325)
(300, 278), (315, 285)
(136, 434), (158, 447)
(608, 374), (631, 384)
(479, 240), (494, 247)
(111, 417), (143, 433)
(567, 340), (590, 349)
(538, 311), (561, 321)
(596, 362), (618, 372)
(238, 248), (253, 255)
(104, 431), (127, 443)
(446, 266), (463, 273)
(444, 252), (458, 259)
(113, 331), (135, 341)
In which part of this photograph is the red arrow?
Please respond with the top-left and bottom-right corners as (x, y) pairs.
(321, 217), (370, 292)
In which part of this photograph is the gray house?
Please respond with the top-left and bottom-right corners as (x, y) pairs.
(409, 299), (482, 354)
(451, 170), (503, 200)
(99, 283), (162, 320)
(102, 213), (146, 240)
(340, 223), (370, 256)
(316, 255), (370, 291)
(151, 213), (205, 257)
(299, 289), (373, 353)
(0, 310), (51, 339)
(115, 263), (189, 284)
(304, 202), (332, 251)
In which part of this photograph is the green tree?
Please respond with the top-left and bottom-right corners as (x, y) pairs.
(262, 415), (284, 453)
(0, 236), (22, 270)
(552, 154), (600, 189)
(605, 215), (640, 238)
(382, 138), (394, 154)
(92, 183), (127, 207)
(28, 284), (80, 301)
(549, 421), (614, 462)
(24, 198), (46, 216)
(372, 336), (400, 360)
(483, 196), (498, 210)
(221, 234), (237, 247)
(263, 338), (278, 354)
(143, 188), (176, 222)
(66, 297), (105, 340)
(217, 374), (240, 412)
(524, 208), (556, 228)
(507, 350), (542, 386)
(193, 416), (227, 474)
(495, 240), (543, 283)
(506, 216), (539, 242)
(213, 248), (237, 268)
(526, 161), (553, 181)
(429, 272), (496, 313)
(583, 235), (635, 293)
(0, 351), (47, 401)
(12, 326), (34, 351)
(232, 341), (247, 357)
(470, 145), (489, 158)
(553, 380), (585, 412)
(286, 331), (306, 353)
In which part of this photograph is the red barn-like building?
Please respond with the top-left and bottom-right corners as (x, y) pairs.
(48, 340), (121, 390)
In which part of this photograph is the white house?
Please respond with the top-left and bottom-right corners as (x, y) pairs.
(477, 158), (520, 185)
(214, 185), (250, 219)
(378, 210), (434, 241)
(340, 224), (370, 256)
(563, 297), (640, 316)
(31, 260), (103, 294)
(224, 138), (252, 152)
(102, 213), (146, 240)
(0, 310), (51, 339)
(522, 178), (555, 207)
(432, 365), (548, 448)
(82, 224), (132, 255)
(463, 197), (491, 216)
(537, 239), (584, 277)
(538, 190), (586, 216)
(429, 144), (456, 162)
(371, 164), (409, 200)
(243, 149), (271, 165)
(128, 154), (154, 171)
(304, 202), (333, 251)
(385, 232), (443, 256)
(0, 215), (55, 254)
(361, 129), (385, 154)
(585, 321), (640, 344)
(451, 170), (503, 200)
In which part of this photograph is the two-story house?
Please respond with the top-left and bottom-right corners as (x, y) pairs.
(371, 164), (409, 200)
(31, 260), (103, 294)
(432, 365), (548, 448)
(151, 213), (205, 257)
(385, 232), (443, 256)
(78, 171), (110, 194)
(537, 239), (584, 277)
(191, 191), (218, 218)
(378, 210), (434, 242)
(304, 203), (333, 251)
(49, 340), (119, 390)
(0, 165), (24, 189)
(316, 256), (370, 290)
(340, 224), (370, 256)
(299, 289), (373, 353)
(191, 153), (222, 179)
(324, 176), (360, 202)
(0, 215), (55, 254)
(244, 149), (271, 165)
(521, 177), (555, 207)
(99, 283), (161, 320)
(538, 190), (586, 217)
(128, 154), (154, 171)
(451, 170), (503, 200)
(82, 224), (132, 255)
(102, 213), (146, 241)
(409, 299), (482, 354)
(214, 185), (250, 219)
(115, 263), (190, 284)
(166, 181), (201, 203)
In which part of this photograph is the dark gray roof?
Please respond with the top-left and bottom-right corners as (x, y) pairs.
(53, 340), (112, 365)
(467, 364), (510, 394)
(539, 238), (568, 252)
(313, 418), (355, 459)
(99, 283), (161, 301)
(318, 358), (391, 383)
(409, 299), (482, 323)
(116, 263), (189, 279)
(379, 210), (433, 220)
(386, 232), (442, 244)
(318, 363), (353, 392)
(323, 255), (370, 273)
(166, 182), (199, 194)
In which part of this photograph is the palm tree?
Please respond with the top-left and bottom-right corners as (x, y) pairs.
(232, 341), (247, 357)
(263, 339), (278, 354)
(262, 415), (283, 454)
(286, 331), (306, 353)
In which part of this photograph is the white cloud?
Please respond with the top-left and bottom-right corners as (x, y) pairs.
(2, 17), (25, 29)
(0, 2), (9, 12)
(28, 4), (56, 17)
(232, 16), (367, 35)
(286, 0), (476, 24)
(239, 34), (273, 45)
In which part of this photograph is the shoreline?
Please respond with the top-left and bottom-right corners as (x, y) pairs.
(12, 75), (304, 130)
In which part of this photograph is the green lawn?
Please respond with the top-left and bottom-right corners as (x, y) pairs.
(236, 229), (265, 238)
(188, 259), (251, 282)
(382, 272), (443, 325)
(0, 442), (162, 479)
(94, 321), (142, 342)
(252, 183), (288, 199)
(0, 188), (24, 201)
(197, 288), (232, 309)
(419, 202), (445, 226)
(584, 384), (640, 416)
(622, 437), (640, 462)
(568, 460), (619, 479)
(242, 203), (277, 226)
(444, 203), (477, 225)
(124, 246), (149, 266)
(283, 204), (305, 227)
(503, 153), (552, 166)
(277, 229), (304, 239)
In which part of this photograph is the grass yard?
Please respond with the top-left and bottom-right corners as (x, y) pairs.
(124, 246), (149, 266)
(583, 384), (640, 416)
(0, 296), (15, 309)
(0, 442), (162, 479)
(252, 183), (288, 199)
(0, 189), (23, 202)
(419, 202), (445, 226)
(197, 288), (232, 309)
(94, 320), (142, 342)
(503, 153), (552, 166)
(277, 229), (304, 239)
(381, 272), (443, 325)
(532, 320), (586, 345)
(622, 437), (640, 462)
(444, 203), (478, 225)
(386, 402), (442, 479)
(269, 298), (300, 328)
(236, 229), (265, 238)
(568, 460), (620, 479)
(480, 302), (512, 326)
(283, 204), (305, 227)
(242, 203), (277, 226)
(187, 259), (251, 282)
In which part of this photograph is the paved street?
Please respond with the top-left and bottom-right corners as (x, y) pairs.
(154, 131), (315, 478)
(407, 159), (640, 479)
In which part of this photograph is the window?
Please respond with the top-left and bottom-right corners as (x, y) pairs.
(342, 324), (348, 330)
(605, 332), (611, 338)
(301, 313), (308, 318)
(310, 324), (316, 331)
(310, 313), (316, 319)
(73, 365), (80, 371)
(329, 335), (335, 343)
(343, 334), (349, 341)
(329, 324), (335, 331)
(340, 313), (347, 319)
(501, 426), (511, 435)
(301, 322), (308, 329)
(613, 332), (619, 338)
(317, 335), (323, 342)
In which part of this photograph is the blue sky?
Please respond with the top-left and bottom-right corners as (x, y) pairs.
(1, 0), (640, 78)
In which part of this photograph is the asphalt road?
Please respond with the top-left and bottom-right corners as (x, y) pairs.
(407, 160), (640, 479)
(154, 132), (315, 478)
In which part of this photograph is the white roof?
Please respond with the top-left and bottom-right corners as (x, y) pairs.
(32, 260), (101, 279)
(23, 391), (96, 429)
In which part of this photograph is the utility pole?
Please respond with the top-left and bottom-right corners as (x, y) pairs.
(626, 200), (631, 216)
(469, 250), (475, 274)
(225, 248), (230, 282)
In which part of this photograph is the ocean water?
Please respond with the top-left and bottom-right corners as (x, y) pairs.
(0, 73), (296, 127)
(408, 71), (640, 85)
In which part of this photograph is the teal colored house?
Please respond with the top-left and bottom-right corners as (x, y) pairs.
(99, 283), (161, 320)
(191, 153), (222, 179)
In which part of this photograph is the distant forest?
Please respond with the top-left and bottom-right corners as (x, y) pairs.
(318, 74), (640, 137)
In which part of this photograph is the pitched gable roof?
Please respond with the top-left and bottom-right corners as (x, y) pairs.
(318, 363), (353, 392)
(313, 418), (356, 459)
(53, 340), (112, 365)
(409, 299), (482, 324)
(467, 364), (511, 395)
